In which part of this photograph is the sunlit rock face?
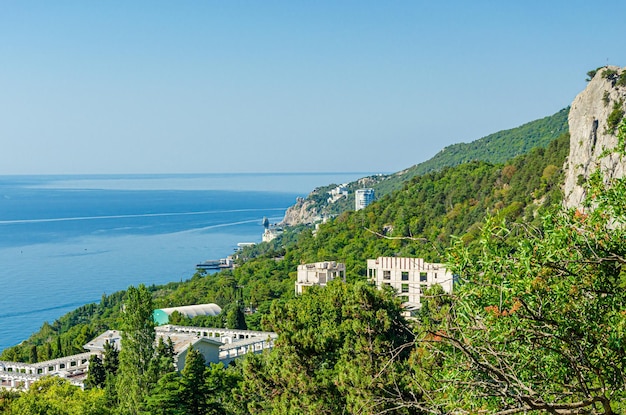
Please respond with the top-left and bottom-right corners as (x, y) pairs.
(563, 65), (626, 209)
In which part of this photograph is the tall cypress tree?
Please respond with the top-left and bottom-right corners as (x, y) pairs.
(54, 336), (63, 359)
(116, 284), (156, 415)
(84, 354), (106, 389)
(28, 345), (38, 363)
(103, 340), (119, 376)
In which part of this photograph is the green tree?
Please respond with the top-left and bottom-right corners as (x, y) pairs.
(410, 136), (626, 414)
(240, 280), (414, 415)
(101, 340), (120, 406)
(84, 354), (106, 390)
(147, 337), (176, 386)
(0, 389), (20, 413)
(54, 336), (63, 359)
(10, 376), (110, 415)
(225, 303), (247, 330)
(180, 345), (209, 415)
(205, 362), (243, 415)
(42, 342), (52, 361)
(28, 345), (38, 364)
(116, 284), (156, 415)
(102, 340), (119, 376)
(143, 372), (185, 415)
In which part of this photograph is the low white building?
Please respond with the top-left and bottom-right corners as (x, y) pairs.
(84, 325), (277, 371)
(295, 261), (346, 295)
(367, 257), (453, 311)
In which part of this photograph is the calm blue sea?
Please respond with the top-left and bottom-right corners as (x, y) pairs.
(0, 173), (367, 352)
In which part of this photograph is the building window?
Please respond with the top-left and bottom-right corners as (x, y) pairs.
(401, 283), (409, 293)
(420, 272), (427, 282)
(434, 272), (437, 279)
(383, 270), (391, 280)
(400, 295), (409, 303)
(383, 282), (391, 287)
(401, 271), (409, 281)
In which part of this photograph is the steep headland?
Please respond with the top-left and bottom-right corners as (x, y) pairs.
(563, 65), (626, 208)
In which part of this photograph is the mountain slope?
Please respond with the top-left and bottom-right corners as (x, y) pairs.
(282, 107), (569, 224)
(0, 130), (571, 363)
(398, 107), (569, 178)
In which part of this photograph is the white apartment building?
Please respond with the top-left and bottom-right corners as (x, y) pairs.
(295, 261), (346, 295)
(355, 188), (375, 211)
(367, 257), (453, 311)
(327, 184), (349, 204)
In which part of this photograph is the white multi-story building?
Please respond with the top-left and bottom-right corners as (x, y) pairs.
(367, 257), (453, 311)
(262, 227), (283, 242)
(355, 188), (375, 211)
(295, 261), (346, 295)
(328, 184), (349, 203)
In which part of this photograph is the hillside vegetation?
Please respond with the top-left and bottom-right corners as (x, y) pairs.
(0, 132), (570, 363)
(4, 119), (626, 413)
(297, 107), (569, 218)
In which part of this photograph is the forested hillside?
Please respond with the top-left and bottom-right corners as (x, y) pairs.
(288, 107), (569, 219)
(3, 121), (626, 413)
(403, 107), (569, 177)
(0, 132), (570, 363)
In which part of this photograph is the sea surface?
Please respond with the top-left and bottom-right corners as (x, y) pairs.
(0, 173), (367, 352)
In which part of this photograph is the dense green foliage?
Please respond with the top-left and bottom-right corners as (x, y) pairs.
(392, 107), (569, 179)
(305, 107), (569, 217)
(410, 166), (626, 413)
(240, 281), (413, 414)
(14, 112), (626, 414)
(293, 134), (569, 276)
(0, 132), (570, 366)
(116, 285), (157, 415)
(5, 377), (111, 415)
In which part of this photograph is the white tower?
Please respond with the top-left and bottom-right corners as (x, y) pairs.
(355, 188), (375, 210)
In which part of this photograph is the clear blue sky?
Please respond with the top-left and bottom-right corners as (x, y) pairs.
(1, 1), (624, 175)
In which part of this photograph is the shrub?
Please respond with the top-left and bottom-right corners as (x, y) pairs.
(607, 100), (625, 133)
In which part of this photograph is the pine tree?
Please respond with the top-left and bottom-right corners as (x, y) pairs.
(147, 337), (176, 386)
(116, 284), (156, 415)
(102, 339), (119, 376)
(143, 372), (184, 415)
(180, 345), (209, 415)
(85, 354), (106, 389)
(225, 303), (247, 330)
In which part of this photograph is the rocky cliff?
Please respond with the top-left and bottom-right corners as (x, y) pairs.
(563, 66), (626, 208)
(281, 176), (384, 226)
(282, 196), (322, 226)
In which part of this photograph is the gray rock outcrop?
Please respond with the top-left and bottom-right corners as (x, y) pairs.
(563, 66), (626, 209)
(281, 197), (321, 226)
